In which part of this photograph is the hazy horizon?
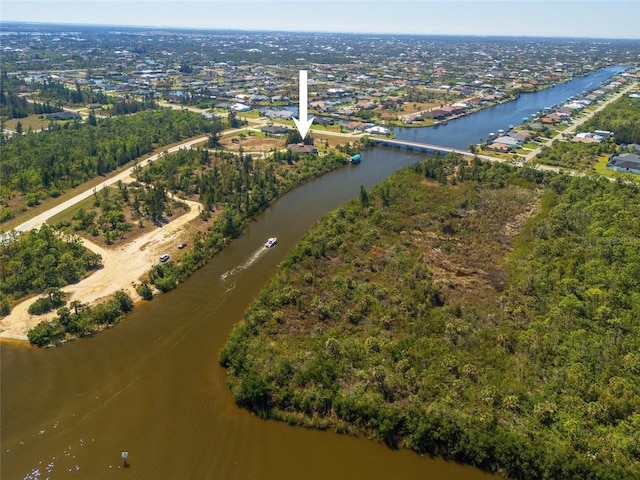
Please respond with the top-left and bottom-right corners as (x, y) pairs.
(1, 1), (639, 40)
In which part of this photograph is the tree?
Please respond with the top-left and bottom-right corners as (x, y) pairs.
(228, 108), (241, 128)
(285, 129), (314, 146)
(136, 282), (153, 300)
(208, 118), (224, 147)
(359, 184), (370, 207)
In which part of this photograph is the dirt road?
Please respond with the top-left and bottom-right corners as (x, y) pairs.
(14, 135), (210, 233)
(1, 136), (209, 341)
(0, 194), (202, 340)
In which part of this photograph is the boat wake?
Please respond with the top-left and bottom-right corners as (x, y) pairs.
(220, 247), (267, 282)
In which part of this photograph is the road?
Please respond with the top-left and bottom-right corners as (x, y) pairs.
(3, 83), (636, 339)
(524, 83), (636, 162)
(12, 135), (209, 233)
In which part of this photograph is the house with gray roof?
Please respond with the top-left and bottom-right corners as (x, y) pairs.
(607, 153), (640, 175)
(492, 136), (521, 148)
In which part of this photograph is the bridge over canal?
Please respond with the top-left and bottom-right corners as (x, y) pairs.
(371, 138), (474, 157)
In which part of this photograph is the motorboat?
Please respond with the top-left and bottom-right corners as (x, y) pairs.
(265, 237), (277, 248)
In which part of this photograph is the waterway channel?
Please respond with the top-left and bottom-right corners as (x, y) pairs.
(2, 65), (629, 480)
(394, 65), (627, 150)
(1, 148), (498, 479)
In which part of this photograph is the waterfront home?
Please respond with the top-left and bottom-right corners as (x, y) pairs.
(423, 109), (448, 119)
(287, 143), (319, 155)
(230, 103), (251, 112)
(347, 121), (366, 131)
(365, 125), (390, 135)
(492, 136), (521, 148)
(507, 131), (529, 143)
(607, 153), (640, 175)
(541, 114), (561, 125)
(486, 143), (512, 152)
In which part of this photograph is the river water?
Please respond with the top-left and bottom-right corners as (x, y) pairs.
(394, 66), (627, 150)
(1, 148), (497, 480)
(2, 67), (622, 480)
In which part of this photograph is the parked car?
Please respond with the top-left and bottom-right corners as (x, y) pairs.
(178, 243), (187, 249)
(159, 254), (170, 262)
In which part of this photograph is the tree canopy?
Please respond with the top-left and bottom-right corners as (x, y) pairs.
(220, 157), (640, 480)
(0, 224), (102, 315)
(0, 108), (211, 223)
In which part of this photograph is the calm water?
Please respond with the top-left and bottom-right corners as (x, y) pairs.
(395, 66), (627, 150)
(2, 66), (626, 480)
(1, 149), (498, 479)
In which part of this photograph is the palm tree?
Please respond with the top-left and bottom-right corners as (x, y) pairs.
(70, 300), (84, 315)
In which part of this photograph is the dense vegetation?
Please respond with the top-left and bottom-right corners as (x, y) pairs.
(0, 73), (62, 120)
(54, 179), (187, 245)
(534, 140), (616, 170)
(0, 108), (211, 223)
(32, 77), (111, 107)
(579, 92), (640, 145)
(27, 290), (134, 347)
(140, 147), (350, 293)
(0, 224), (102, 315)
(534, 87), (640, 170)
(220, 158), (640, 480)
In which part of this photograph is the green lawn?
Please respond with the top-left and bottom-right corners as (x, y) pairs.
(593, 154), (640, 182)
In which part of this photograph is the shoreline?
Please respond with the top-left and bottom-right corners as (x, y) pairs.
(1, 72), (631, 345)
(0, 196), (204, 342)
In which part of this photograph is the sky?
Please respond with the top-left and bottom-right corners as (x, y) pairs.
(1, 0), (639, 39)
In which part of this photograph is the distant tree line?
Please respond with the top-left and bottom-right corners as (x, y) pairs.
(34, 77), (111, 106)
(0, 72), (62, 120)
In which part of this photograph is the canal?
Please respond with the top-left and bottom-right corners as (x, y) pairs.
(394, 65), (627, 150)
(1, 148), (497, 480)
(2, 65), (625, 480)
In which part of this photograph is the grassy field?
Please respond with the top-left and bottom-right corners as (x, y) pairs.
(4, 114), (51, 132)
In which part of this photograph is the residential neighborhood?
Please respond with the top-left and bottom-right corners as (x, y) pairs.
(2, 24), (638, 141)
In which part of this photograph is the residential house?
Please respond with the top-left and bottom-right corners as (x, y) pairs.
(287, 143), (319, 155)
(541, 114), (562, 125)
(230, 103), (251, 112)
(485, 143), (512, 152)
(365, 125), (390, 135)
(261, 126), (289, 135)
(46, 111), (81, 121)
(573, 132), (603, 144)
(347, 121), (366, 131)
(492, 136), (521, 148)
(263, 109), (294, 120)
(607, 153), (640, 175)
(507, 131), (529, 143)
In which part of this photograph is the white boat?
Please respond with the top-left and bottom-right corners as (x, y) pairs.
(264, 237), (277, 248)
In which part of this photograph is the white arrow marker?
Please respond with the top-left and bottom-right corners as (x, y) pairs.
(293, 70), (314, 140)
